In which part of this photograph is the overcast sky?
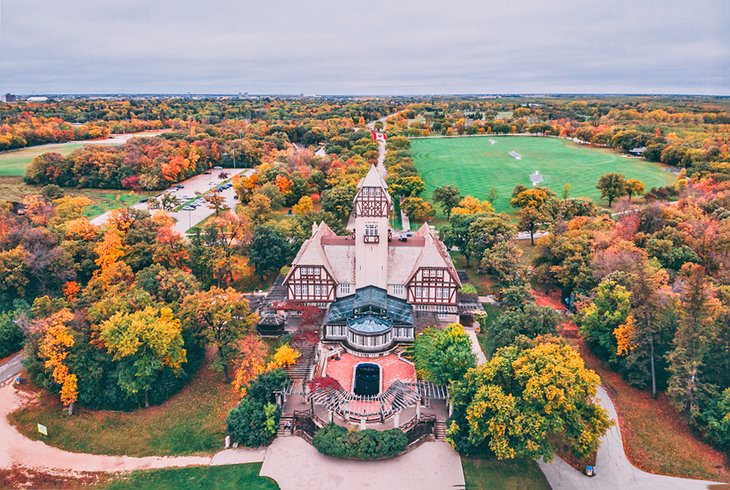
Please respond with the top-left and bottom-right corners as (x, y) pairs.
(1, 0), (728, 95)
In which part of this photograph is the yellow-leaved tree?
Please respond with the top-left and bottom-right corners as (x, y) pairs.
(38, 309), (78, 415)
(96, 306), (186, 408)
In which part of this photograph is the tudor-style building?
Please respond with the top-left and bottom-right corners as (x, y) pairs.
(284, 165), (461, 353)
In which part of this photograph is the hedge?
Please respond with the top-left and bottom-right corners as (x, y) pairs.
(312, 424), (408, 460)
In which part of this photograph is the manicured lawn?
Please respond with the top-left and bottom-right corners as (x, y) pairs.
(574, 338), (729, 482)
(9, 355), (239, 457)
(0, 176), (154, 219)
(462, 457), (550, 490)
(98, 463), (279, 490)
(0, 142), (87, 176)
(411, 136), (676, 214)
(82, 191), (155, 218)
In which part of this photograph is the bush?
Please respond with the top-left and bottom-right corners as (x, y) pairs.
(0, 310), (24, 358)
(227, 369), (288, 447)
(312, 424), (408, 460)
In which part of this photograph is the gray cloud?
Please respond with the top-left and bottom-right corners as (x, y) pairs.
(0, 0), (728, 94)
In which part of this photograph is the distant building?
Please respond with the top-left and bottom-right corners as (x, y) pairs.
(629, 147), (646, 157)
(26, 96), (49, 102)
(2, 93), (17, 102)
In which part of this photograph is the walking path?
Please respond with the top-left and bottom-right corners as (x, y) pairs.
(465, 322), (721, 489)
(261, 437), (464, 490)
(0, 383), (266, 474)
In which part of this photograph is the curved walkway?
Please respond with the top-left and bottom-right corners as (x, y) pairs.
(0, 383), (266, 474)
(465, 326), (720, 489)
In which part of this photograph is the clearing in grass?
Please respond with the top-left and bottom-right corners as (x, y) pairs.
(411, 136), (676, 214)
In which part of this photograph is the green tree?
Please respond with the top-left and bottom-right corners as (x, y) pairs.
(467, 215), (517, 264)
(96, 306), (186, 407)
(483, 304), (561, 352)
(388, 175), (426, 199)
(441, 213), (481, 267)
(480, 241), (525, 286)
(179, 287), (258, 382)
(248, 225), (292, 279)
(412, 323), (475, 385)
(448, 340), (611, 459)
(596, 173), (627, 207)
(321, 185), (356, 222)
(577, 278), (632, 363)
(432, 185), (462, 220)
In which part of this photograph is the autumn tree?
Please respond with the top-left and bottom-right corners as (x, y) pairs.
(292, 195), (313, 215)
(518, 206), (546, 246)
(625, 179), (645, 202)
(432, 185), (462, 220)
(400, 197), (434, 221)
(451, 195), (494, 216)
(466, 215), (517, 263)
(233, 334), (268, 396)
(481, 241), (526, 286)
(204, 192), (229, 216)
(321, 186), (356, 222)
(510, 188), (551, 210)
(388, 175), (426, 199)
(37, 309), (78, 414)
(179, 287), (258, 382)
(96, 306), (187, 407)
(448, 340), (611, 459)
(577, 278), (632, 364)
(596, 173), (627, 207)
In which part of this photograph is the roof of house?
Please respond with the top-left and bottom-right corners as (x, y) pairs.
(326, 286), (413, 326)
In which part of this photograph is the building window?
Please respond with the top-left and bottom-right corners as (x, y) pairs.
(294, 284), (302, 296)
(314, 284), (324, 297)
(300, 266), (318, 277)
(365, 224), (378, 236)
(338, 283), (351, 295)
(390, 284), (404, 295)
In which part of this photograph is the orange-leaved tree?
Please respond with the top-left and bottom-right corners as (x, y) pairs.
(37, 309), (78, 414)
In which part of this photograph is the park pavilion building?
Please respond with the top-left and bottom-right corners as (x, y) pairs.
(283, 165), (461, 354)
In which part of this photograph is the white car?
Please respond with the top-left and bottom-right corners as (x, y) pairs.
(182, 205), (195, 211)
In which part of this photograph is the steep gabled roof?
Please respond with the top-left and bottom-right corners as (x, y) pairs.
(404, 223), (462, 286)
(358, 164), (388, 190)
(284, 221), (337, 283)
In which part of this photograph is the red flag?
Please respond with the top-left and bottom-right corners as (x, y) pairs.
(372, 131), (387, 142)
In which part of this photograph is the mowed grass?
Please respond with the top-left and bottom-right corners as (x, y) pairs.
(0, 176), (154, 219)
(462, 457), (550, 490)
(97, 464), (279, 490)
(9, 356), (239, 457)
(0, 142), (86, 176)
(411, 136), (677, 213)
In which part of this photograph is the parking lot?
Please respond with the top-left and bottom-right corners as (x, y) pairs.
(91, 168), (253, 234)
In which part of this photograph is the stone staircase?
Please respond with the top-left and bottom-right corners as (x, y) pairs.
(286, 341), (317, 381)
(277, 415), (295, 437)
(435, 420), (448, 441)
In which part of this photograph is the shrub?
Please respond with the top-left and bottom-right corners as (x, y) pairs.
(459, 283), (478, 295)
(0, 310), (24, 358)
(226, 369), (289, 447)
(312, 424), (408, 460)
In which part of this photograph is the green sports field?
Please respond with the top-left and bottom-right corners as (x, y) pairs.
(0, 142), (86, 177)
(411, 136), (676, 213)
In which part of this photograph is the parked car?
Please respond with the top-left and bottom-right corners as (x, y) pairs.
(213, 166), (223, 170)
(182, 205), (195, 211)
(139, 198), (149, 203)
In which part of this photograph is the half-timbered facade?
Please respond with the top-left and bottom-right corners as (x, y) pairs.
(284, 165), (461, 352)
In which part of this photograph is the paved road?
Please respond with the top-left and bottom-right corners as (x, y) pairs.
(261, 437), (464, 490)
(537, 386), (721, 489)
(466, 316), (721, 489)
(90, 168), (252, 235)
(0, 353), (24, 384)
